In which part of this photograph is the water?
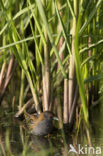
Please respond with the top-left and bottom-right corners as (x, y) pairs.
(0, 104), (103, 156)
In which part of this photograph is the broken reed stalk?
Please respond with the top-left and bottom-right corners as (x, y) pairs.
(14, 98), (34, 117)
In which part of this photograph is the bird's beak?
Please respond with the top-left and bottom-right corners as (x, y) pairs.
(53, 117), (59, 121)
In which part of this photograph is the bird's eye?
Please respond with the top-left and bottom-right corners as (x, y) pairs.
(49, 114), (53, 118)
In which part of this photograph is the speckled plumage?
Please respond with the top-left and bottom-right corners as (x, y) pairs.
(28, 111), (58, 136)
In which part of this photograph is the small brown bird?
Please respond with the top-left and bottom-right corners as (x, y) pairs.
(25, 111), (58, 136)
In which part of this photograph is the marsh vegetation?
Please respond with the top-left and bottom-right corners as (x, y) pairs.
(0, 0), (103, 155)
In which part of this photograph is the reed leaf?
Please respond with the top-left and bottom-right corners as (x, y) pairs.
(35, 0), (67, 78)
(74, 15), (89, 124)
(79, 0), (102, 36)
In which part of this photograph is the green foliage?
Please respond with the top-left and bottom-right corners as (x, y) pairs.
(0, 0), (103, 132)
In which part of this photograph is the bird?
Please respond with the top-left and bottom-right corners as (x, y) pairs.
(25, 111), (58, 136)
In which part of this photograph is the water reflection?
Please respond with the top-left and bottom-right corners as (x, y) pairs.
(0, 106), (103, 156)
(0, 117), (70, 156)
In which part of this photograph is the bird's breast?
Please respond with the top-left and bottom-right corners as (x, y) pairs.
(32, 119), (53, 136)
